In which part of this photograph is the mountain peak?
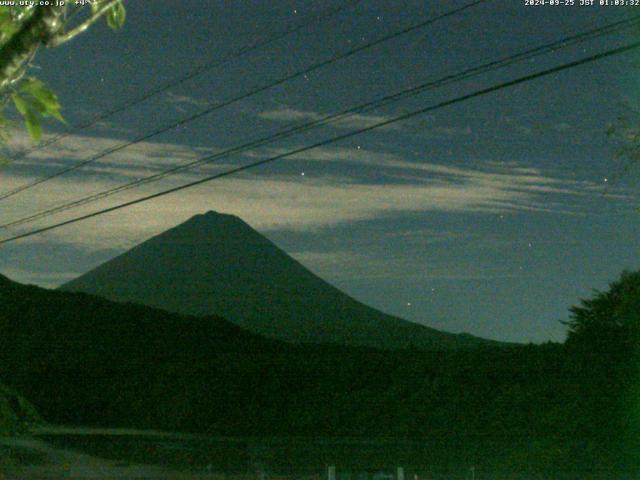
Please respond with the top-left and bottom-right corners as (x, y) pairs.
(187, 210), (242, 224)
(153, 211), (256, 244)
(178, 210), (250, 230)
(200, 210), (237, 220)
(61, 211), (495, 350)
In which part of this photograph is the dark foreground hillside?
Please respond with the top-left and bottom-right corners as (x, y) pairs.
(0, 272), (638, 477)
(0, 381), (40, 435)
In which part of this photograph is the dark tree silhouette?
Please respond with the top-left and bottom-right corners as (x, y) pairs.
(563, 270), (640, 474)
(565, 270), (640, 356)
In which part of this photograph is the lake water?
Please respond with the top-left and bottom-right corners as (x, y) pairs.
(0, 426), (486, 480)
(0, 426), (625, 480)
(0, 427), (440, 480)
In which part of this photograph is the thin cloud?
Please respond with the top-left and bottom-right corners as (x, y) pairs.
(164, 92), (211, 110)
(0, 132), (634, 257)
(0, 171), (585, 251)
(4, 131), (225, 183)
(258, 107), (401, 131)
(259, 106), (475, 139)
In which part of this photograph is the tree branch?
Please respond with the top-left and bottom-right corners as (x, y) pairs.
(14, 6), (37, 25)
(0, 6), (65, 93)
(48, 0), (120, 47)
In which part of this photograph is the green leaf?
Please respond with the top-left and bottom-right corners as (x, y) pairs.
(12, 93), (29, 117)
(0, 9), (11, 27)
(21, 78), (54, 106)
(0, 12), (18, 45)
(12, 93), (42, 141)
(106, 1), (126, 30)
(0, 7), (37, 45)
(20, 78), (64, 123)
(24, 113), (42, 141)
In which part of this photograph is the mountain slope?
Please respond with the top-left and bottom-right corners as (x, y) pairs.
(1, 273), (562, 438)
(0, 273), (276, 430)
(60, 211), (492, 350)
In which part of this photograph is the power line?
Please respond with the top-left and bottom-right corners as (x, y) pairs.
(8, 0), (362, 161)
(2, 15), (638, 230)
(2, 39), (638, 245)
(0, 0), (488, 202)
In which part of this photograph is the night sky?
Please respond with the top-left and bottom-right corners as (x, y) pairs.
(0, 0), (638, 343)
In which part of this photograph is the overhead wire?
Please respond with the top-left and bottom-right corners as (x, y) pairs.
(7, 0), (363, 161)
(0, 0), (488, 202)
(1, 39), (638, 245)
(1, 14), (638, 230)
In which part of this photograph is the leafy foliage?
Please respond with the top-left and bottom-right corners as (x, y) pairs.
(104, 1), (126, 30)
(10, 78), (63, 142)
(0, 2), (125, 147)
(563, 270), (640, 474)
(565, 270), (640, 354)
(0, 7), (29, 45)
